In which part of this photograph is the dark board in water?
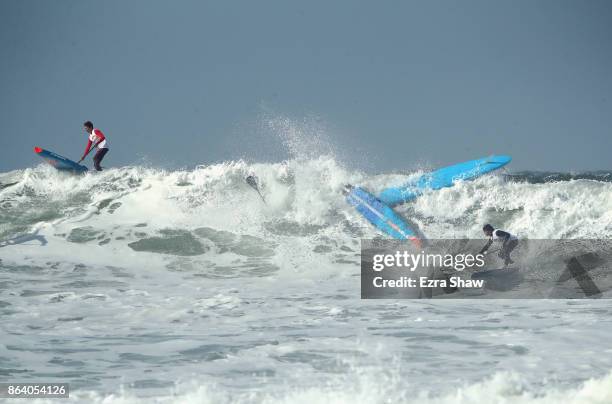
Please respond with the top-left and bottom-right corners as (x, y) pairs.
(34, 146), (88, 173)
(471, 267), (522, 291)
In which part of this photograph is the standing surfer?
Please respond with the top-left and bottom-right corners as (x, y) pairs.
(79, 121), (109, 171)
(479, 224), (518, 266)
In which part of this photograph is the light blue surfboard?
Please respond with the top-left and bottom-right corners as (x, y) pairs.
(378, 155), (511, 206)
(345, 185), (421, 245)
(34, 146), (88, 173)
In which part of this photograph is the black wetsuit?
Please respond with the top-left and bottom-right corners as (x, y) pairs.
(480, 229), (518, 266)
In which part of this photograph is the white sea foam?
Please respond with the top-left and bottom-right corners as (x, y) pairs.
(2, 155), (612, 402)
(26, 369), (612, 404)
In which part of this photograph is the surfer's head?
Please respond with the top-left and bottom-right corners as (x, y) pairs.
(483, 224), (494, 236)
(83, 121), (94, 134)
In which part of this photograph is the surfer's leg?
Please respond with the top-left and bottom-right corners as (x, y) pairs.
(93, 148), (109, 171)
(502, 240), (518, 266)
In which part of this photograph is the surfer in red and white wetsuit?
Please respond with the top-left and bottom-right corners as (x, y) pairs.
(79, 121), (109, 171)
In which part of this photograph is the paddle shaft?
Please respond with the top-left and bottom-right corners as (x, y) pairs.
(79, 141), (100, 163)
(254, 188), (266, 203)
(246, 176), (266, 204)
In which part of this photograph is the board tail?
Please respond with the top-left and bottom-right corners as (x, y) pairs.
(345, 185), (422, 246)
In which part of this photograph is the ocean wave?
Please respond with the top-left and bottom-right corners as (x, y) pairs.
(2, 159), (610, 244)
(28, 369), (612, 404)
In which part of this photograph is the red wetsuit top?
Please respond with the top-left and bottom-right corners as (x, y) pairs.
(82, 128), (108, 160)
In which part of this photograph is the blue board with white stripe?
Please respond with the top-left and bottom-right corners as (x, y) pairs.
(378, 155), (511, 206)
(345, 185), (421, 245)
(34, 146), (88, 173)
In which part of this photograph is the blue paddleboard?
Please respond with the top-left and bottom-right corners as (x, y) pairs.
(345, 185), (421, 246)
(34, 147), (88, 173)
(378, 155), (511, 206)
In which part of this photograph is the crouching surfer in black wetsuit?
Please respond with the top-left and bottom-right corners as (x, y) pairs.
(479, 224), (518, 267)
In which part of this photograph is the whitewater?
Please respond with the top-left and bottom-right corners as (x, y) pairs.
(1, 156), (612, 403)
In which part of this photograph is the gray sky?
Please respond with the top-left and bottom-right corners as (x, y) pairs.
(1, 0), (611, 173)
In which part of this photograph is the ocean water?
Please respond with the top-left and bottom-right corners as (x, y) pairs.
(1, 159), (612, 403)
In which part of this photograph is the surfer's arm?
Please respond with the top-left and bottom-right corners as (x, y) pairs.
(80, 139), (93, 161)
(479, 239), (493, 255)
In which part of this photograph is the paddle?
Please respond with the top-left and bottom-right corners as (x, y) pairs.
(246, 175), (266, 204)
(77, 141), (101, 164)
(484, 247), (501, 255)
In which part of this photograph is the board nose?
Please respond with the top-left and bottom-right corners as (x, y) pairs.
(491, 155), (512, 164)
(34, 146), (43, 153)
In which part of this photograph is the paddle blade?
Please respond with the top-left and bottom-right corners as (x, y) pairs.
(246, 175), (258, 189)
